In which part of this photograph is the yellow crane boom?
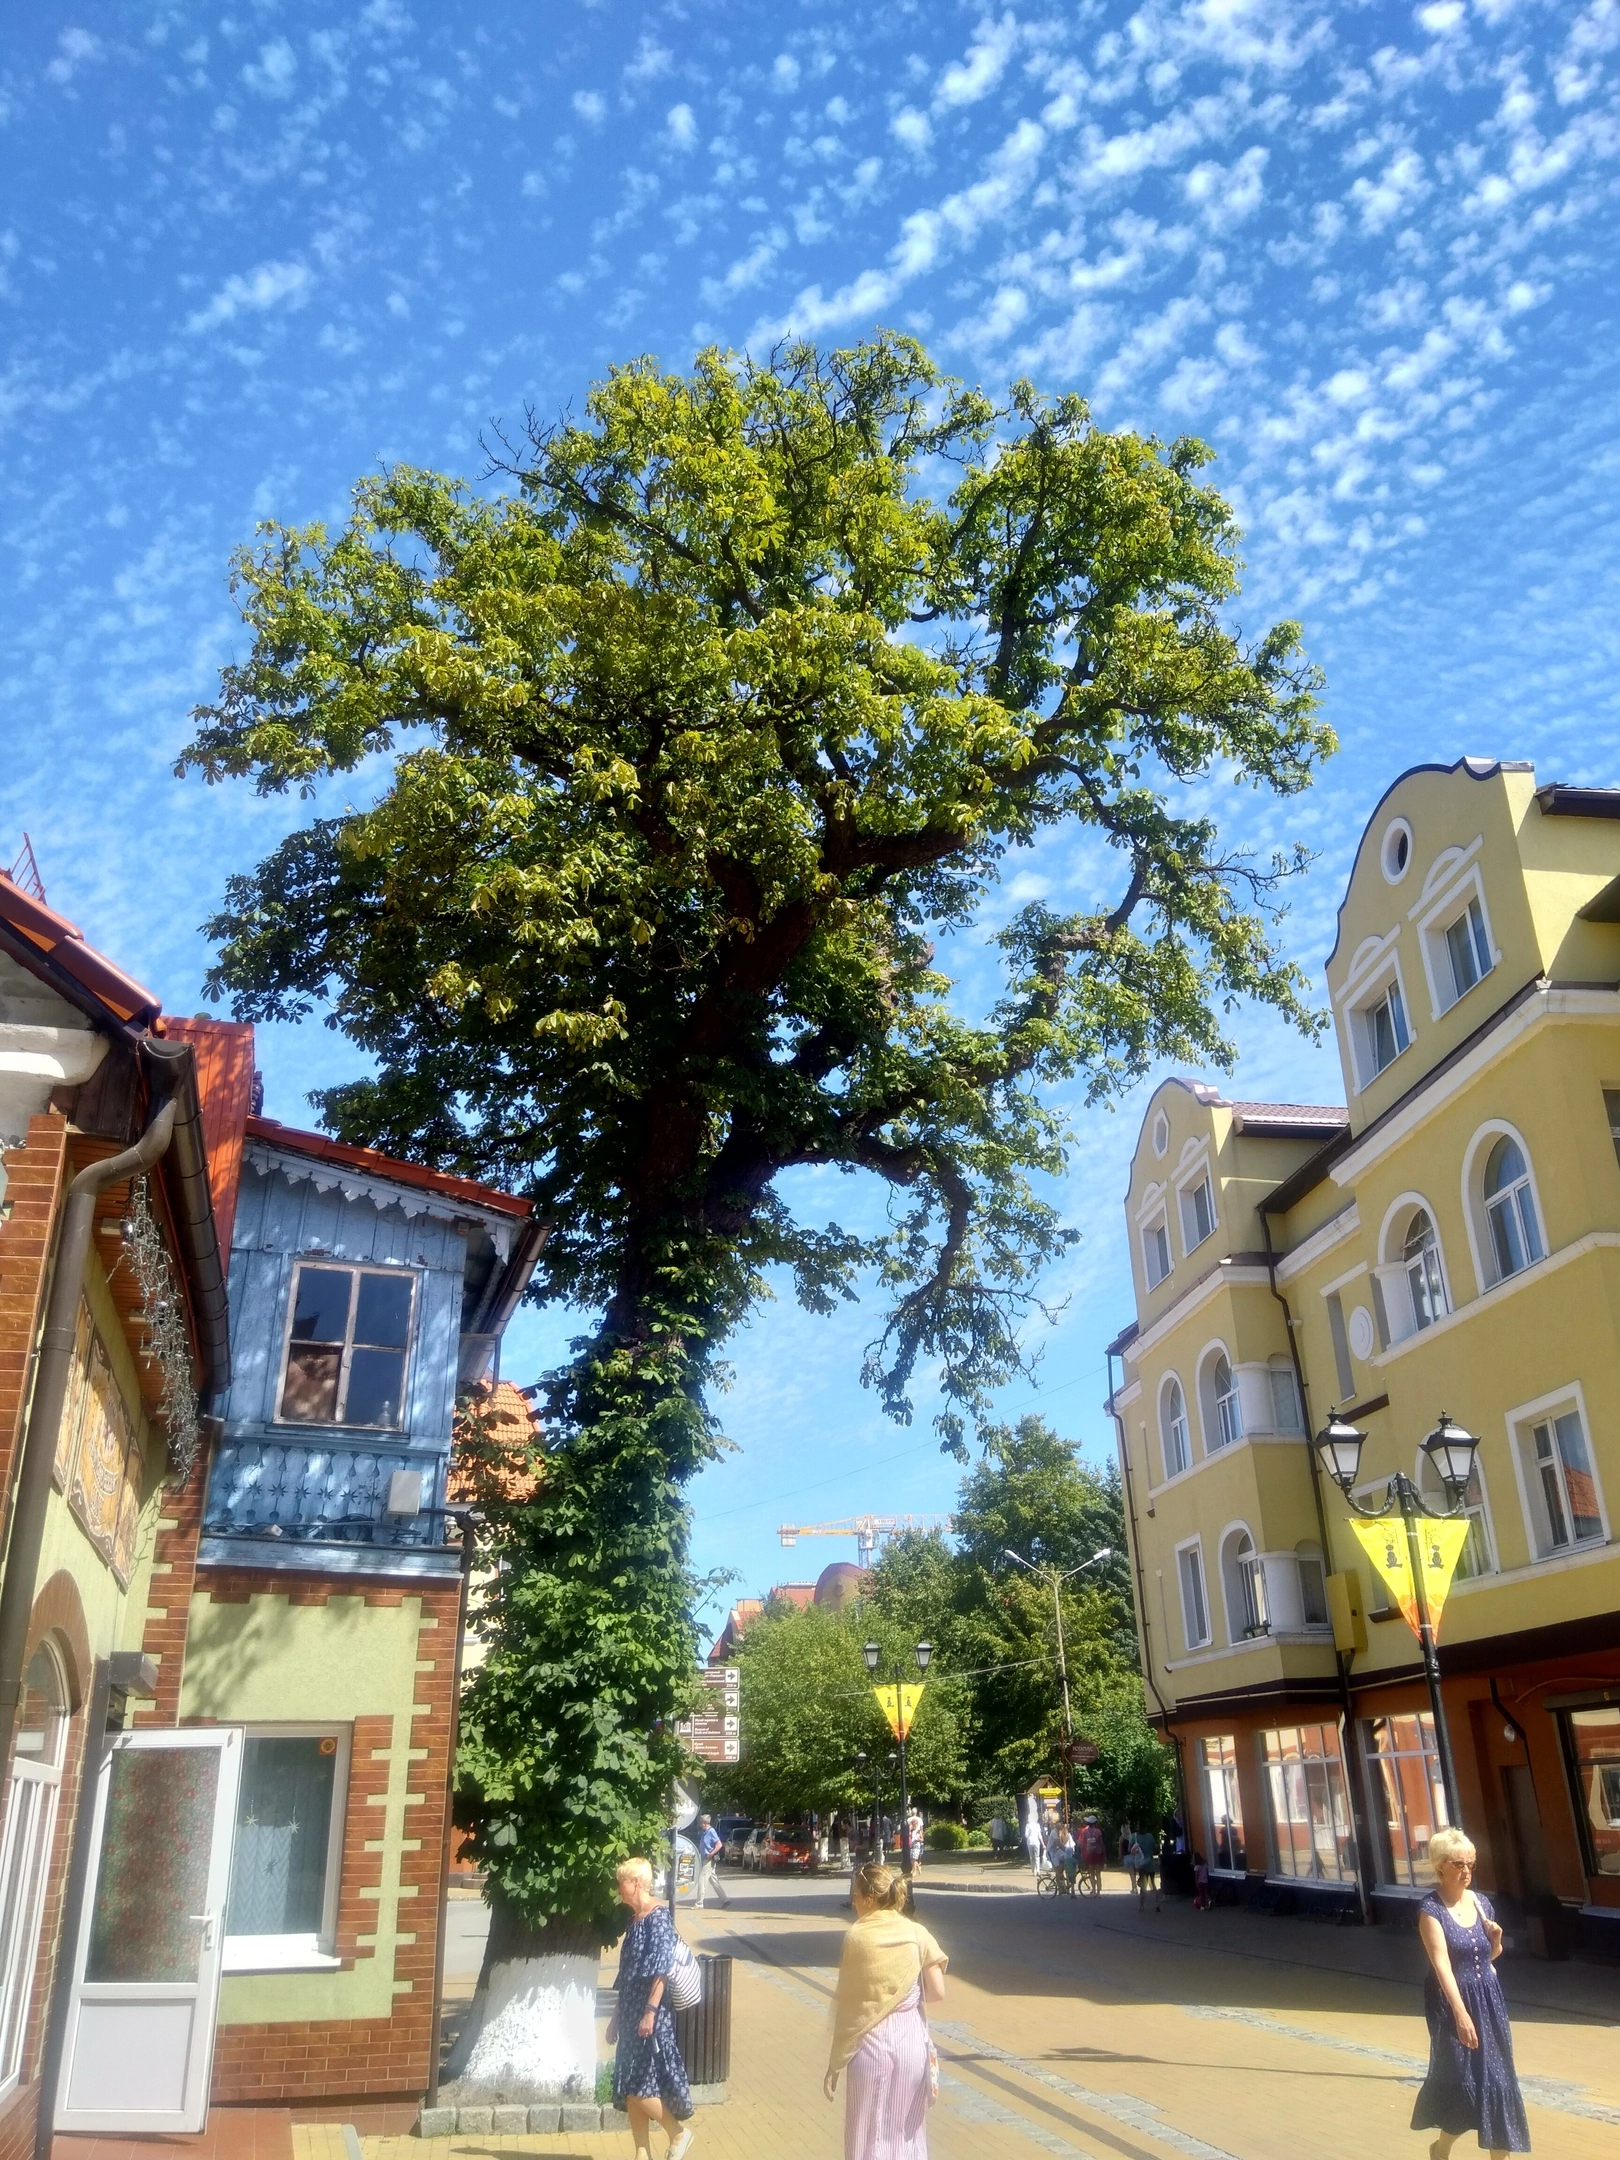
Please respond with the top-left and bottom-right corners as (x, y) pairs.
(778, 1513), (953, 1567)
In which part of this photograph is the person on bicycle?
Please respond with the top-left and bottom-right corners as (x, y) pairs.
(1077, 1813), (1106, 1894)
(1047, 1820), (1076, 1893)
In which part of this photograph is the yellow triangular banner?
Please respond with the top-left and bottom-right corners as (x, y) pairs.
(873, 1682), (926, 1739)
(1349, 1516), (1471, 1641)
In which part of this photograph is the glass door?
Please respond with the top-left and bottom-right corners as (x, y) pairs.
(55, 1728), (242, 2134)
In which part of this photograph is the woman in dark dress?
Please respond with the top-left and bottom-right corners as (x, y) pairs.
(605, 1858), (694, 2160)
(1412, 1828), (1530, 2156)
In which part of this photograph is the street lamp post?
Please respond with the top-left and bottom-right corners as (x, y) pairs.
(863, 1638), (933, 1875)
(1004, 1546), (1113, 1824)
(1315, 1409), (1481, 1824)
(854, 1749), (883, 1864)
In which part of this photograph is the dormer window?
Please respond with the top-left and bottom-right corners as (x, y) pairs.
(1364, 979), (1409, 1075)
(1180, 1172), (1216, 1253)
(1443, 896), (1492, 1003)
(1143, 1216), (1172, 1288)
(279, 1263), (415, 1429)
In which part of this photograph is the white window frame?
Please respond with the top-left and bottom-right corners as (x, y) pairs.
(1177, 1165), (1218, 1256)
(1175, 1538), (1212, 1651)
(1460, 1120), (1548, 1297)
(222, 1723), (351, 1973)
(1348, 957), (1415, 1090)
(1198, 1342), (1243, 1454)
(1266, 1360), (1302, 1435)
(274, 1260), (419, 1432)
(1504, 1384), (1610, 1563)
(1141, 1211), (1172, 1290)
(1413, 860), (1498, 1021)
(1159, 1373), (1191, 1480)
(0, 1640), (68, 2098)
(1218, 1522), (1268, 1644)
(1413, 1445), (1497, 1580)
(1374, 1192), (1453, 1346)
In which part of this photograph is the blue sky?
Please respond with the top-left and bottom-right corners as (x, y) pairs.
(4, 0), (1619, 1637)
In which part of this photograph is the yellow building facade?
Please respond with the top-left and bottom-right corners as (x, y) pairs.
(1108, 757), (1620, 1954)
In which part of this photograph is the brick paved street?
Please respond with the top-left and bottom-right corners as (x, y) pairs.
(374, 1870), (1620, 2160)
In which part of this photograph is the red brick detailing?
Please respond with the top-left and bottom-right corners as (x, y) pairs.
(0, 2079), (41, 2160)
(204, 1580), (461, 2107)
(0, 1114), (69, 1548)
(133, 1445), (210, 1727)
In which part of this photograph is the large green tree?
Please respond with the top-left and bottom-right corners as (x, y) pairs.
(181, 336), (1326, 2083)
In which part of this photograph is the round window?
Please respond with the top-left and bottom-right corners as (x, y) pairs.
(1381, 819), (1413, 884)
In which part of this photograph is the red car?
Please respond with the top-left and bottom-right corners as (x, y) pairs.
(760, 1824), (818, 1872)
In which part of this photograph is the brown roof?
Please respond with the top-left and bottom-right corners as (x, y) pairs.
(244, 1115), (536, 1219)
(166, 1018), (258, 1252)
(0, 869), (161, 1025)
(449, 1379), (542, 1505)
(1229, 1100), (1349, 1135)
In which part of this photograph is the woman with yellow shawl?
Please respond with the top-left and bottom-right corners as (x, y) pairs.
(824, 1863), (948, 2159)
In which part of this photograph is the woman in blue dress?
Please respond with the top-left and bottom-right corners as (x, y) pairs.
(605, 1858), (694, 2160)
(1412, 1828), (1531, 2156)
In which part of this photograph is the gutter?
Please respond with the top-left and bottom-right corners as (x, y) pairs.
(145, 1035), (230, 1396)
(0, 1054), (179, 1773)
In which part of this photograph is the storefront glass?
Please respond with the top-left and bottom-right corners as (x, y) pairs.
(1263, 1723), (1357, 1883)
(1562, 1708), (1620, 1879)
(1199, 1734), (1245, 1873)
(1362, 1711), (1447, 1888)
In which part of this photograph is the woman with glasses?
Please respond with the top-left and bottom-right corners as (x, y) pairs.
(1412, 1828), (1530, 2156)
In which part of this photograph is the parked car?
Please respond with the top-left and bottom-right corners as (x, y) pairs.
(760, 1823), (817, 1873)
(741, 1825), (771, 1870)
(720, 1818), (754, 1865)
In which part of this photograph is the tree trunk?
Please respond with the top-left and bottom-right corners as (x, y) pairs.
(441, 1897), (606, 2105)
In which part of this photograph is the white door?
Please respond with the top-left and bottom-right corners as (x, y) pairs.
(55, 1726), (242, 2134)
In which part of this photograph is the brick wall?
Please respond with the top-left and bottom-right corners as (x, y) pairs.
(133, 1444), (209, 1726)
(204, 1573), (461, 2106)
(0, 1114), (68, 1545)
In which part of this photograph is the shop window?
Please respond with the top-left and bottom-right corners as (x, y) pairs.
(1179, 1172), (1216, 1254)
(223, 1730), (348, 1971)
(1199, 1735), (1246, 1874)
(1560, 1708), (1620, 1881)
(1481, 1137), (1544, 1284)
(1362, 1712), (1448, 1889)
(1513, 1401), (1606, 1558)
(1415, 1449), (1495, 1579)
(1142, 1214), (1171, 1289)
(278, 1264), (415, 1429)
(0, 1642), (69, 2093)
(1159, 1377), (1190, 1480)
(1262, 1724), (1357, 1884)
(1177, 1541), (1211, 1651)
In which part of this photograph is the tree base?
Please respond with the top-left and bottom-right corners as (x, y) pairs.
(441, 1952), (601, 2104)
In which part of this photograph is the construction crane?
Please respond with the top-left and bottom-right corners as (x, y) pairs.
(778, 1514), (953, 1568)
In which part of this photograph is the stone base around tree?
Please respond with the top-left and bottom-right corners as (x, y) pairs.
(417, 2085), (727, 2135)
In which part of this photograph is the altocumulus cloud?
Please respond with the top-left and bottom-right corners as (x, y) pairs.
(186, 259), (312, 333)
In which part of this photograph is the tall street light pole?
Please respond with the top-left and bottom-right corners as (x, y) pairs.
(863, 1638), (933, 1876)
(1004, 1547), (1114, 1824)
(1315, 1409), (1481, 1825)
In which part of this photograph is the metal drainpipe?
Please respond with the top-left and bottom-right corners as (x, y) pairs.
(0, 1089), (178, 1774)
(1106, 1348), (1188, 1829)
(426, 1505), (480, 2108)
(1260, 1208), (1375, 1925)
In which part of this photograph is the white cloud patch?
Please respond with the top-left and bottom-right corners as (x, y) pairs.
(242, 38), (298, 99)
(892, 107), (932, 151)
(46, 28), (103, 84)
(668, 103), (698, 149)
(572, 90), (607, 126)
(936, 14), (1020, 108)
(624, 36), (672, 84)
(186, 259), (312, 333)
(1183, 144), (1269, 225)
(772, 54), (801, 93)
(1349, 146), (1428, 230)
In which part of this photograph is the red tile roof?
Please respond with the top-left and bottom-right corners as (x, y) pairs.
(244, 1115), (536, 1218)
(0, 869), (161, 1026)
(166, 1018), (258, 1253)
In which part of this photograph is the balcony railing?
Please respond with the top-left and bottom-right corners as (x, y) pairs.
(203, 1438), (451, 1550)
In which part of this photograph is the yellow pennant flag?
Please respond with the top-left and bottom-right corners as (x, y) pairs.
(1348, 1516), (1472, 1641)
(873, 1683), (926, 1740)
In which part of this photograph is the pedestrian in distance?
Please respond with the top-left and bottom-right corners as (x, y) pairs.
(825, 1861), (948, 2160)
(1022, 1793), (1045, 1885)
(695, 1814), (727, 1909)
(1077, 1814), (1106, 1895)
(1191, 1851), (1211, 1912)
(1411, 1828), (1531, 2157)
(605, 1857), (696, 2160)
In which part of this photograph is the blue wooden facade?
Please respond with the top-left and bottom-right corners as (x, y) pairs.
(200, 1129), (539, 1579)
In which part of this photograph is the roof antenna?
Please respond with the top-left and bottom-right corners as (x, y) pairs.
(5, 834), (46, 903)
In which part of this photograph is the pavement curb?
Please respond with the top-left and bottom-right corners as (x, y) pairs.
(416, 2084), (728, 2135)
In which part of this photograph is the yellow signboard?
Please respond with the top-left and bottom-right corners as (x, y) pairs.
(873, 1683), (926, 1740)
(1348, 1516), (1471, 1640)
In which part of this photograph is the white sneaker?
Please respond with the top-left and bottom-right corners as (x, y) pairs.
(667, 2129), (694, 2160)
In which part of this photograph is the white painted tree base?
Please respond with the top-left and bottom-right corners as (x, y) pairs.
(442, 1953), (600, 2103)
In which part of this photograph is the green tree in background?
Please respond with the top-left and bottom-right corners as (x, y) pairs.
(179, 335), (1324, 2088)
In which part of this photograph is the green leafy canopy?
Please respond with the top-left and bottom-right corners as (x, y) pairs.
(180, 336), (1328, 1937)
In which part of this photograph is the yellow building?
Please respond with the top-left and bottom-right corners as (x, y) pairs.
(1107, 757), (1620, 1955)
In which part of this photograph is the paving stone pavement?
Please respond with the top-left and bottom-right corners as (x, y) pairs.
(367, 1872), (1620, 2160)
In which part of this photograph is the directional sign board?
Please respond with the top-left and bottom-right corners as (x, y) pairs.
(675, 1665), (740, 1762)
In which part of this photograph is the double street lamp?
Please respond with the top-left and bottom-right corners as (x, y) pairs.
(1003, 1546), (1113, 1823)
(863, 1638), (933, 1875)
(1314, 1407), (1481, 1823)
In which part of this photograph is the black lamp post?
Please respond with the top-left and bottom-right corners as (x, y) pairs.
(864, 1638), (933, 1875)
(854, 1749), (882, 1864)
(1314, 1408), (1481, 1824)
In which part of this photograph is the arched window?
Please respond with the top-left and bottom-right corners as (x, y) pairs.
(1402, 1209), (1448, 1330)
(1483, 1137), (1543, 1282)
(1160, 1378), (1190, 1479)
(1210, 1354), (1242, 1450)
(1221, 1528), (1268, 1640)
(0, 1640), (69, 2092)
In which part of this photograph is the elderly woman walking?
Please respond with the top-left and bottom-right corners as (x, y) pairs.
(1412, 1828), (1531, 2157)
(605, 1858), (695, 2160)
(824, 1862), (948, 2160)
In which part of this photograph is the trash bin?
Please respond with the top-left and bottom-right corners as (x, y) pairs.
(672, 1954), (731, 2087)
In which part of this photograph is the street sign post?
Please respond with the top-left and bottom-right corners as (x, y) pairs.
(674, 1665), (741, 1762)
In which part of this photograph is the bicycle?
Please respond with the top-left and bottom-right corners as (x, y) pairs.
(1077, 1866), (1102, 1896)
(1037, 1864), (1076, 1897)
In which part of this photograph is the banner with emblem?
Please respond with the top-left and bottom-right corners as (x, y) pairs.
(1349, 1516), (1471, 1640)
(873, 1683), (926, 1739)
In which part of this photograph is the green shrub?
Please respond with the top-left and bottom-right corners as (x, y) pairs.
(596, 2063), (614, 2104)
(965, 1828), (991, 1848)
(925, 1821), (969, 1850)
